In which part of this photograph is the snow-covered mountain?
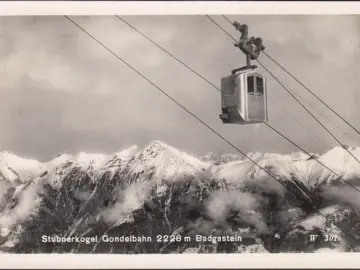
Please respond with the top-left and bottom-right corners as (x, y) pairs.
(0, 151), (45, 184)
(0, 141), (360, 253)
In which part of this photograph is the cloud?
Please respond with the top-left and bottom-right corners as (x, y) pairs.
(0, 180), (44, 229)
(320, 185), (360, 210)
(187, 218), (215, 235)
(100, 182), (152, 224)
(276, 207), (305, 223)
(238, 211), (269, 235)
(205, 190), (269, 234)
(1, 15), (360, 160)
(243, 174), (287, 196)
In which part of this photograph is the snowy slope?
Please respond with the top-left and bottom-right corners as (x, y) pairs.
(318, 146), (360, 178)
(0, 151), (45, 183)
(2, 142), (360, 191)
(0, 142), (360, 254)
(100, 145), (139, 175)
(121, 141), (210, 184)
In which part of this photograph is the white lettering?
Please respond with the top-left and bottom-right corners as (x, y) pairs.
(195, 234), (242, 243)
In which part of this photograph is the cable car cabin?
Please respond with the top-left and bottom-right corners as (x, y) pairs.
(219, 72), (268, 125)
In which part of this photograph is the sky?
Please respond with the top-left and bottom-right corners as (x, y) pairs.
(0, 15), (360, 161)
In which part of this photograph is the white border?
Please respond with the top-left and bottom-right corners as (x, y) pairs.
(0, 253), (360, 268)
(0, 1), (358, 15)
(1, 1), (360, 268)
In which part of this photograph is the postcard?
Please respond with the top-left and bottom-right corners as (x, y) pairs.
(0, 1), (360, 268)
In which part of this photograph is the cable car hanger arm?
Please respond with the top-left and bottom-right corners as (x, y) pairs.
(231, 21), (265, 75)
(231, 53), (257, 74)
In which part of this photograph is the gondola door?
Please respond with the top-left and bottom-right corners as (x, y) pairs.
(246, 74), (267, 123)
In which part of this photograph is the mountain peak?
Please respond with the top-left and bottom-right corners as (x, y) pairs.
(0, 151), (43, 168)
(0, 150), (23, 160)
(141, 140), (175, 158)
(320, 146), (360, 162)
(123, 140), (209, 183)
(114, 145), (138, 159)
(73, 152), (109, 172)
(0, 151), (44, 183)
(147, 140), (170, 150)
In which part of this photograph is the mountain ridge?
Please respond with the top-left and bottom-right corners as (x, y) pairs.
(0, 141), (359, 253)
(2, 141), (360, 186)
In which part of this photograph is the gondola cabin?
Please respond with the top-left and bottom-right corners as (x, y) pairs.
(219, 71), (268, 124)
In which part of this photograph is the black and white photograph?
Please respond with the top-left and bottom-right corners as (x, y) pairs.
(1, 12), (360, 257)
